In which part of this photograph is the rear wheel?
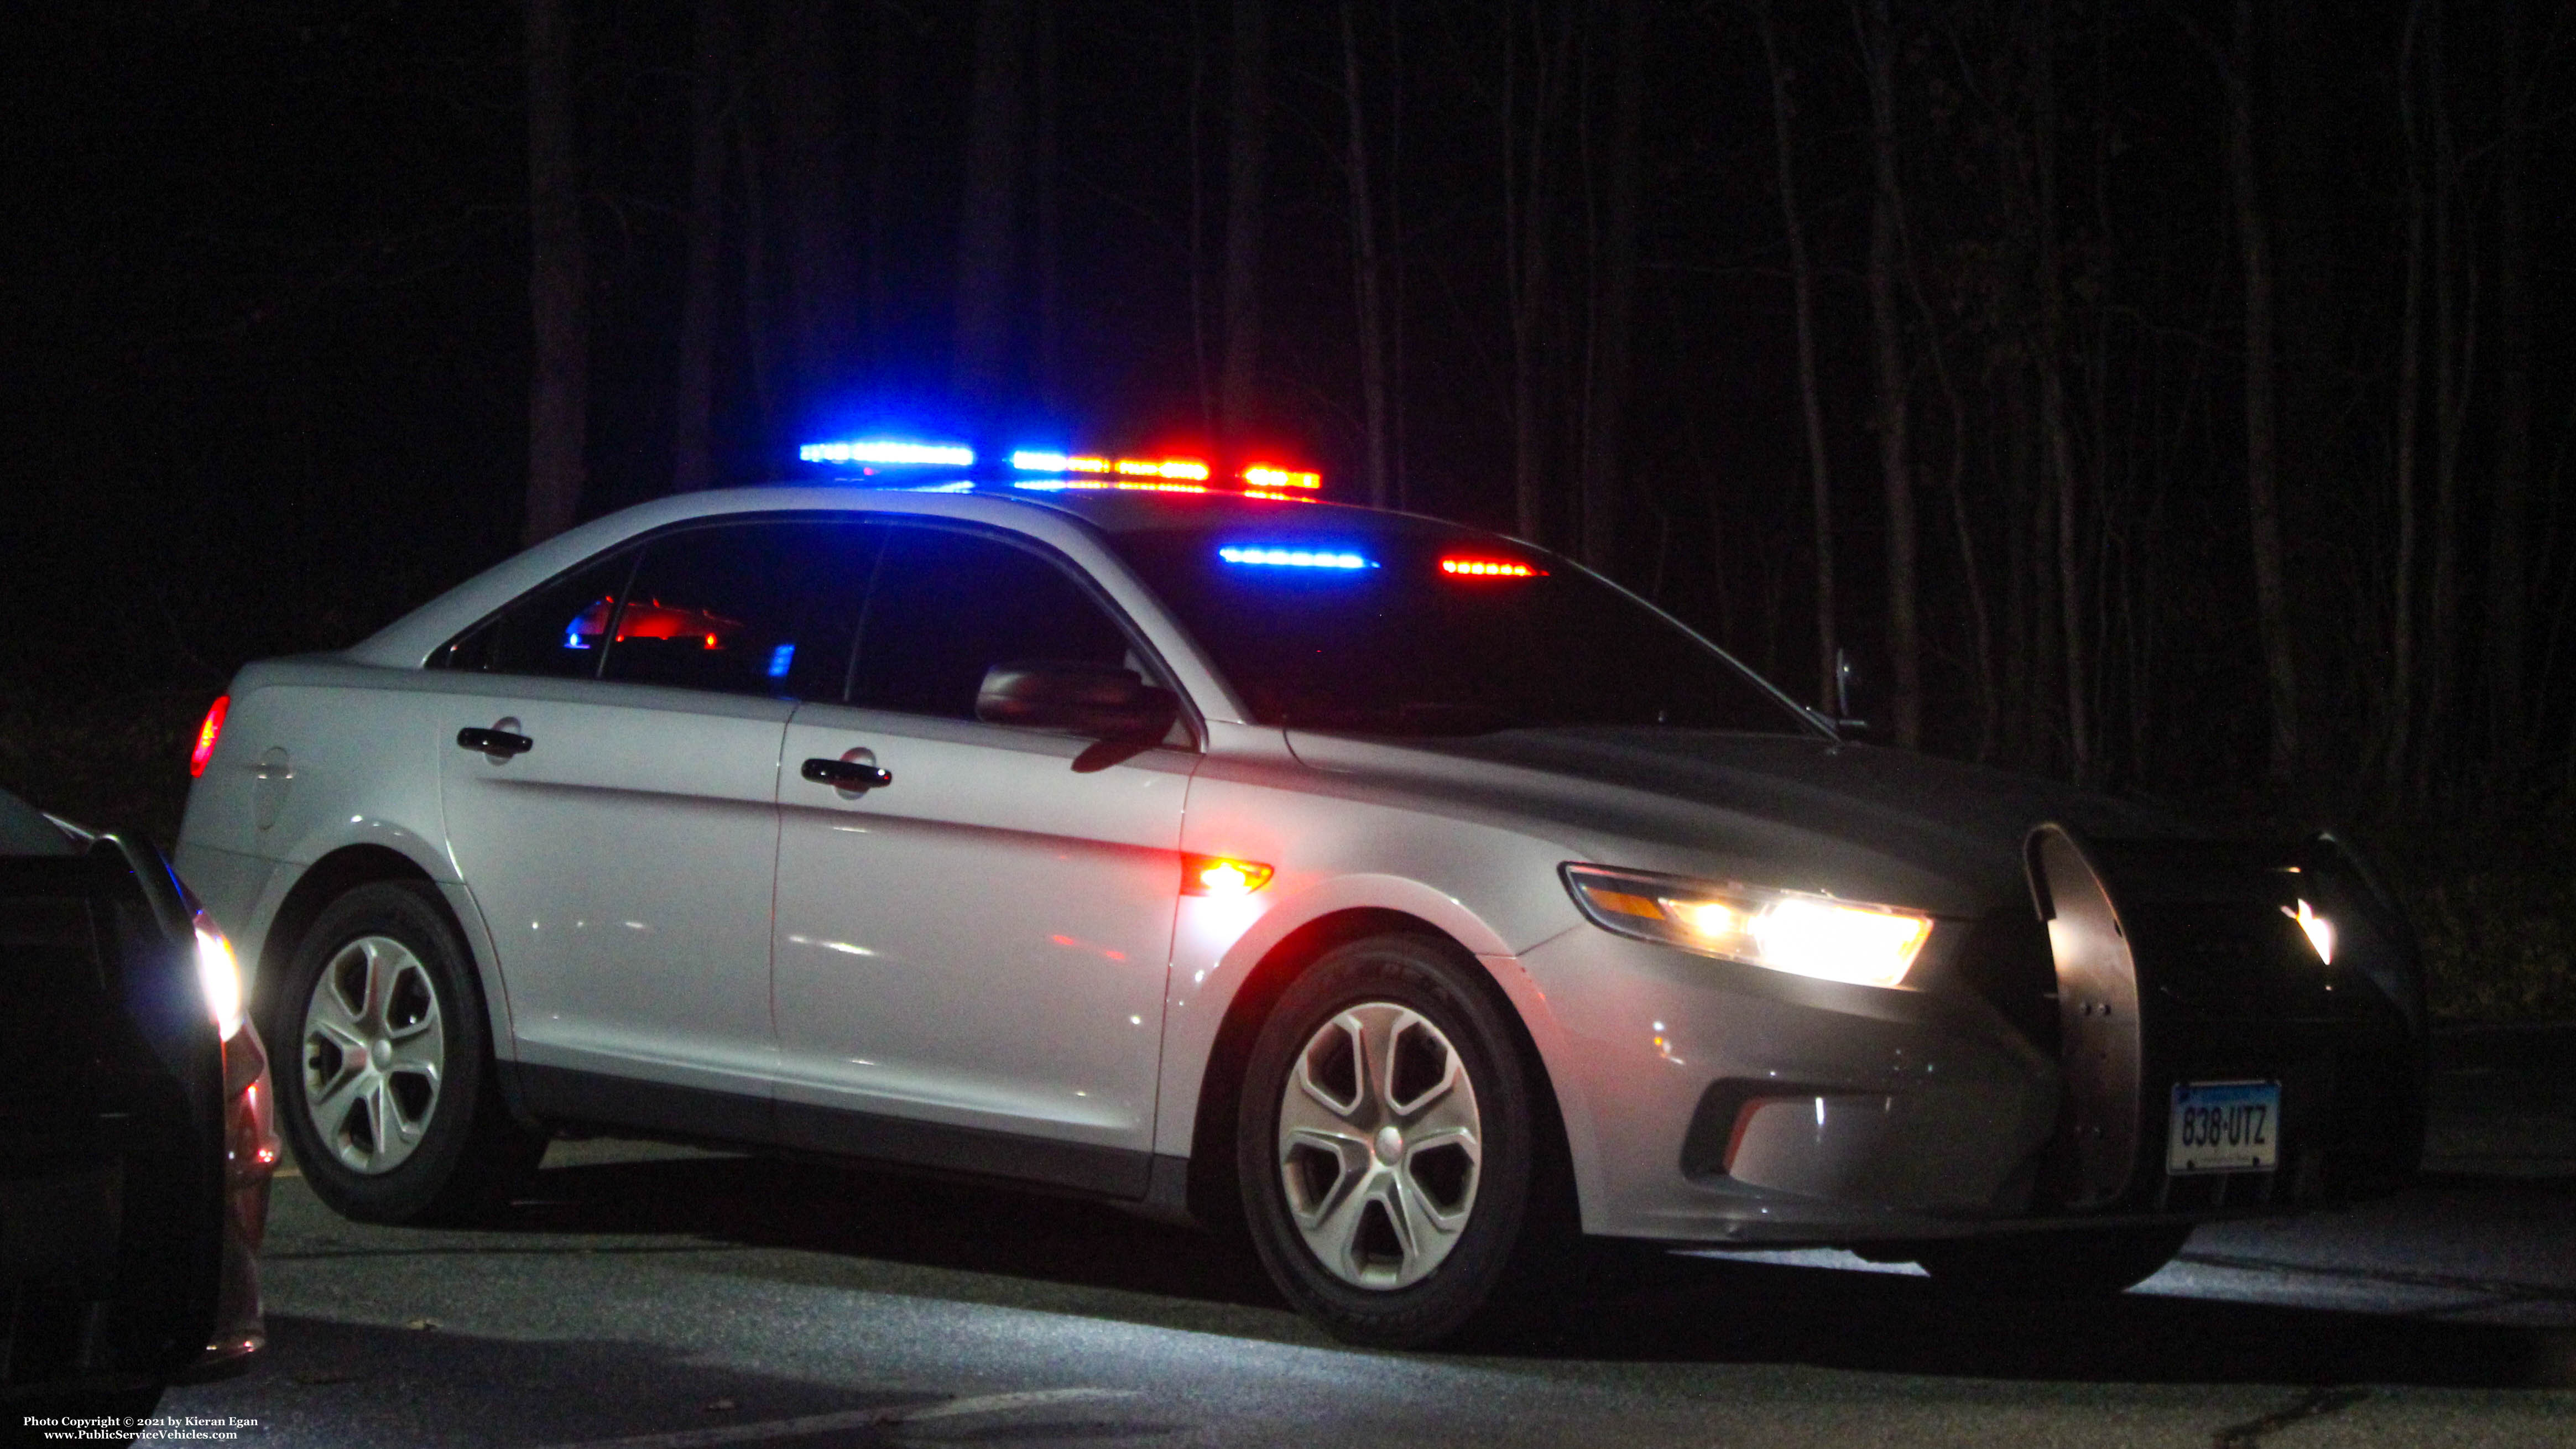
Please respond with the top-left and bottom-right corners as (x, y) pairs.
(1913, 1223), (2193, 1298)
(1237, 934), (1569, 1348)
(273, 881), (545, 1224)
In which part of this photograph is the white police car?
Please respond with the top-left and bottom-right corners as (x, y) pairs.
(175, 442), (2424, 1346)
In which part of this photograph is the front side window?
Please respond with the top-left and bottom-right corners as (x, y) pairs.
(851, 525), (1136, 721)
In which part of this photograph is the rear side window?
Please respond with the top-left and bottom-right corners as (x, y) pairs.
(598, 520), (875, 697)
(851, 526), (1134, 721)
(439, 549), (641, 678)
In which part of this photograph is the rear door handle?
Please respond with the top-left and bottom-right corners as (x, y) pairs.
(457, 727), (534, 757)
(802, 757), (891, 789)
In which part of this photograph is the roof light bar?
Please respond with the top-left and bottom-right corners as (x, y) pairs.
(1441, 557), (1547, 578)
(1012, 450), (1207, 481)
(800, 439), (975, 466)
(1218, 545), (1375, 569)
(1242, 465), (1321, 490)
(1015, 478), (1211, 495)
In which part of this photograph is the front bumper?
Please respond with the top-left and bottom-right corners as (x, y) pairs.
(1524, 925), (2064, 1243)
(1521, 840), (2422, 1247)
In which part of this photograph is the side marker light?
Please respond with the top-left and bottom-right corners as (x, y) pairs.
(1183, 854), (1275, 897)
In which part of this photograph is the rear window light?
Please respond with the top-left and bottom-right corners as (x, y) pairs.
(1218, 546), (1375, 570)
(190, 695), (230, 778)
(1440, 557), (1546, 578)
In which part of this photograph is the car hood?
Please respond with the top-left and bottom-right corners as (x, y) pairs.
(1282, 727), (2196, 918)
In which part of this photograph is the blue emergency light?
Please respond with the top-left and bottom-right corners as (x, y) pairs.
(1218, 546), (1375, 570)
(799, 439), (974, 467)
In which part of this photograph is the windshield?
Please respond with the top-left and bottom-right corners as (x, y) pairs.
(1106, 517), (1813, 738)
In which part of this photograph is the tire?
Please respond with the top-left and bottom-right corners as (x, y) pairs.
(1912, 1223), (2193, 1299)
(1235, 933), (1569, 1348)
(272, 880), (545, 1224)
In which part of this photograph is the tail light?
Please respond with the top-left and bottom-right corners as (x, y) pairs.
(191, 694), (230, 778)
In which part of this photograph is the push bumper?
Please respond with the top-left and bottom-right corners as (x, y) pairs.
(1521, 835), (2422, 1247)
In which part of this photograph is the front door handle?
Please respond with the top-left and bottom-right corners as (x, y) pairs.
(457, 726), (534, 757)
(802, 757), (892, 789)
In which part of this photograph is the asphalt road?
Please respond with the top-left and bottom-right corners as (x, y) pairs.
(136, 1031), (2576, 1449)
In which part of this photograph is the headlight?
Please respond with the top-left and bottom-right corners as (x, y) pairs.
(192, 910), (247, 1040)
(2287, 899), (2335, 965)
(1561, 864), (1934, 988)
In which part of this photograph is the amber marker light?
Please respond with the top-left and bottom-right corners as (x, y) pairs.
(1117, 457), (1211, 480)
(1440, 557), (1546, 578)
(1183, 854), (1276, 897)
(1243, 465), (1322, 490)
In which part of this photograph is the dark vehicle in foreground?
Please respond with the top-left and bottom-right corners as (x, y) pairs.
(2, 790), (274, 1427)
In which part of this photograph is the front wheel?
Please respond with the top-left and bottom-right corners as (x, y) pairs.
(1912, 1223), (2193, 1299)
(1237, 934), (1567, 1348)
(273, 881), (545, 1224)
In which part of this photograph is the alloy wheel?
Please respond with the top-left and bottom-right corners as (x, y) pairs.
(300, 934), (446, 1175)
(1275, 1002), (1484, 1290)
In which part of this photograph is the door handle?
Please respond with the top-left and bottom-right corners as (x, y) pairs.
(457, 727), (534, 757)
(802, 757), (892, 789)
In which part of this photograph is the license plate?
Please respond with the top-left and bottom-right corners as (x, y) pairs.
(2166, 1080), (2281, 1175)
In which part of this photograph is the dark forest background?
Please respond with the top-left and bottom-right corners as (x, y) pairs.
(3, 1), (2572, 1017)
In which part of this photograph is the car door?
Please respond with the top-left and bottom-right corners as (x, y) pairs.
(772, 522), (1193, 1192)
(436, 518), (869, 1132)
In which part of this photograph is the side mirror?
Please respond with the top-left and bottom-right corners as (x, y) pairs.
(975, 661), (1180, 743)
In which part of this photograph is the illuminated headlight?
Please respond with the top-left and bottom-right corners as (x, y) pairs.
(2286, 899), (2335, 965)
(1561, 864), (1934, 988)
(192, 910), (247, 1040)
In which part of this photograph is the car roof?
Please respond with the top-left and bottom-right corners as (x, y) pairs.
(341, 483), (1496, 673)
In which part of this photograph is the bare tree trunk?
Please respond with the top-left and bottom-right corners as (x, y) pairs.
(868, 1), (902, 381)
(1218, 0), (1269, 446)
(1188, 2), (1213, 433)
(953, 0), (1028, 400)
(2487, 0), (2532, 772)
(523, 0), (585, 546)
(2226, 0), (2297, 785)
(1757, 0), (1835, 713)
(1859, 0), (1918, 747)
(1034, 2), (1063, 413)
(2088, 2), (2119, 773)
(2035, 0), (2090, 779)
(1578, 0), (1644, 572)
(671, 0), (733, 494)
(735, 108), (774, 441)
(1900, 168), (1996, 761)
(2422, 0), (2475, 804)
(1341, 1), (1391, 508)
(2387, 0), (2428, 795)
(1388, 4), (1409, 510)
(1503, 3), (1568, 546)
(775, 0), (852, 415)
